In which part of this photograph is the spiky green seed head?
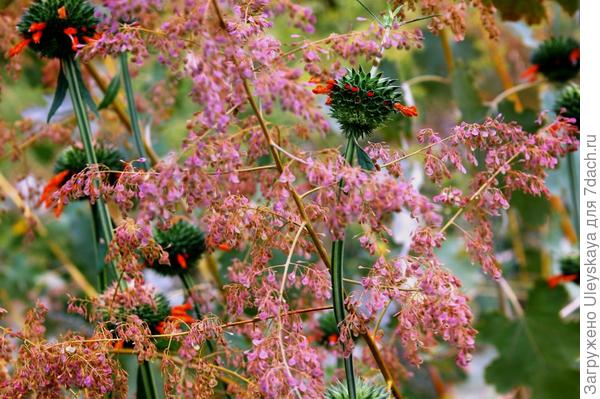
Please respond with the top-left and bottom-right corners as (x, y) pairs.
(532, 37), (579, 83)
(110, 292), (171, 328)
(328, 68), (404, 139)
(554, 84), (579, 128)
(560, 253), (580, 284)
(152, 221), (206, 276)
(55, 145), (123, 176)
(318, 312), (339, 345)
(325, 379), (390, 399)
(15, 0), (98, 59)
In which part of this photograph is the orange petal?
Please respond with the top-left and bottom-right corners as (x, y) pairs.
(312, 85), (331, 95)
(308, 76), (321, 84)
(32, 31), (43, 44)
(547, 274), (578, 288)
(57, 6), (68, 19)
(54, 201), (65, 218)
(218, 243), (232, 251)
(520, 64), (539, 82)
(569, 48), (580, 64)
(38, 170), (70, 208)
(394, 103), (418, 117)
(64, 27), (77, 35)
(176, 254), (188, 269)
(8, 39), (31, 58)
(29, 22), (47, 32)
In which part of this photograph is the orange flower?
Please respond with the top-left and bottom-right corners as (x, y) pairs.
(547, 274), (578, 288)
(156, 303), (195, 333)
(63, 27), (79, 50)
(308, 76), (321, 84)
(170, 303), (194, 324)
(312, 85), (332, 95)
(176, 253), (188, 269)
(57, 6), (68, 19)
(218, 243), (232, 251)
(327, 334), (338, 346)
(113, 340), (125, 350)
(520, 64), (539, 82)
(8, 39), (31, 58)
(38, 170), (70, 208)
(83, 32), (102, 44)
(393, 103), (418, 117)
(28, 22), (47, 32)
(569, 47), (580, 64)
(32, 31), (43, 44)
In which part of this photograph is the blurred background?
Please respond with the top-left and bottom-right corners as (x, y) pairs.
(0, 0), (579, 398)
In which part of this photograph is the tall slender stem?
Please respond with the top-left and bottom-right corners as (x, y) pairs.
(62, 57), (118, 291)
(119, 52), (149, 170)
(138, 360), (159, 399)
(331, 138), (357, 399)
(566, 152), (579, 238)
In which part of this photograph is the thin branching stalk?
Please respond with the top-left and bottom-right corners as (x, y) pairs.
(119, 52), (150, 170)
(62, 57), (118, 291)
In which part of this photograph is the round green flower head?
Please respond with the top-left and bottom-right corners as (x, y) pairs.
(11, 0), (99, 60)
(55, 145), (124, 176)
(153, 221), (207, 276)
(318, 312), (340, 346)
(554, 84), (579, 128)
(312, 67), (418, 140)
(110, 292), (171, 328)
(560, 253), (580, 285)
(325, 379), (389, 399)
(531, 37), (579, 83)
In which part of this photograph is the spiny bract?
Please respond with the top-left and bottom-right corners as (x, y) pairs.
(55, 145), (124, 176)
(532, 37), (579, 83)
(554, 84), (579, 128)
(560, 253), (580, 284)
(153, 221), (207, 275)
(110, 293), (171, 328)
(329, 68), (404, 139)
(325, 379), (390, 399)
(16, 0), (98, 59)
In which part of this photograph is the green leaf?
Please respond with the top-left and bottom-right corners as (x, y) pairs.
(478, 281), (579, 399)
(511, 191), (551, 227)
(450, 62), (487, 123)
(73, 62), (99, 118)
(496, 99), (539, 133)
(354, 140), (375, 171)
(47, 66), (68, 123)
(97, 73), (120, 110)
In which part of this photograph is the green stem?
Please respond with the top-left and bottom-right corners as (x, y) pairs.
(138, 360), (159, 399)
(331, 138), (357, 399)
(567, 152), (579, 239)
(90, 203), (108, 290)
(119, 52), (149, 170)
(62, 57), (118, 291)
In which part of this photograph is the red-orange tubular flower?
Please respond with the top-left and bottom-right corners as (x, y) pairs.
(394, 103), (419, 117)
